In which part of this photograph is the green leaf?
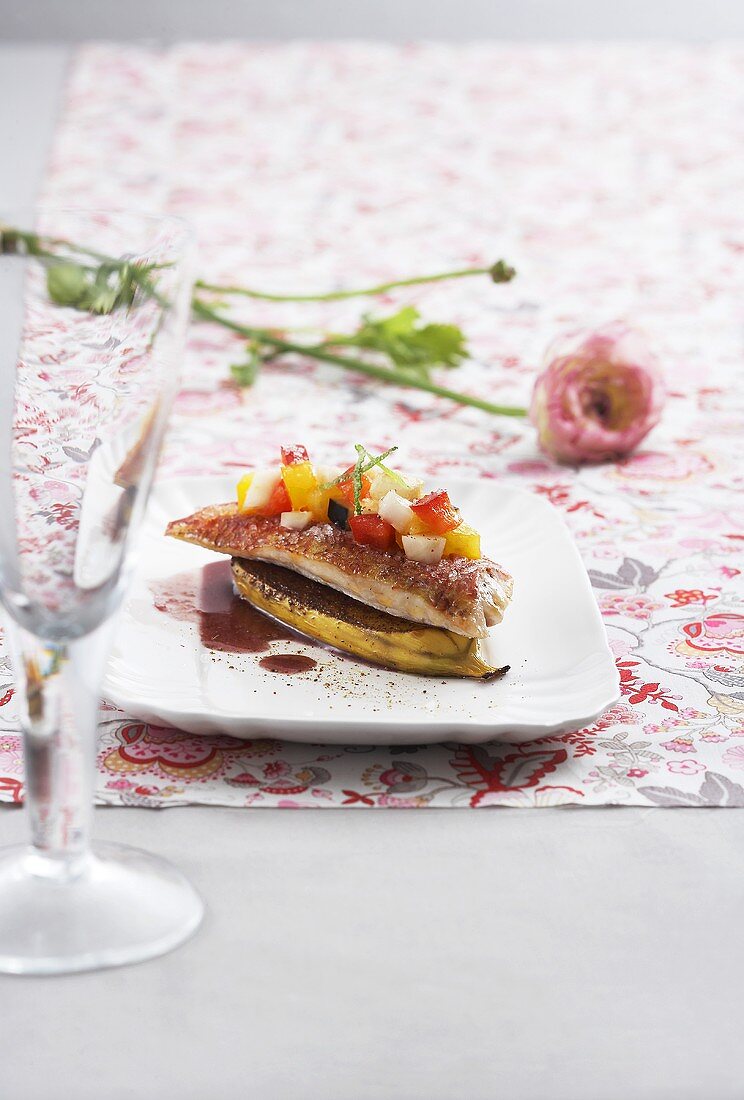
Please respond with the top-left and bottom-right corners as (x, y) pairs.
(92, 262), (140, 313)
(328, 307), (469, 377)
(230, 340), (268, 387)
(46, 257), (149, 315)
(86, 286), (119, 314)
(407, 320), (468, 369)
(46, 262), (90, 307)
(230, 359), (261, 387)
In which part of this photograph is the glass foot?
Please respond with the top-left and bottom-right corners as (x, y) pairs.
(0, 841), (204, 975)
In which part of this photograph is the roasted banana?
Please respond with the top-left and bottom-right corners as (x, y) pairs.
(231, 558), (508, 680)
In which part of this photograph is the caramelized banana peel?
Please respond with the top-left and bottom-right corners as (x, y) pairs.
(231, 558), (508, 680)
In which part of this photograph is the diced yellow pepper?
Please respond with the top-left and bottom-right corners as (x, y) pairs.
(444, 523), (481, 560)
(306, 487), (332, 522)
(236, 472), (254, 511)
(407, 514), (432, 536)
(395, 522), (429, 549)
(281, 461), (318, 511)
(327, 482), (349, 506)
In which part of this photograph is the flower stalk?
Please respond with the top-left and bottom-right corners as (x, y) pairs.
(193, 298), (527, 418)
(3, 224), (527, 419)
(195, 259), (516, 303)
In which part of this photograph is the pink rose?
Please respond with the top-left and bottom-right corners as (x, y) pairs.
(530, 323), (665, 464)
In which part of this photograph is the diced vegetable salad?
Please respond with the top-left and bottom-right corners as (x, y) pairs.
(236, 444), (481, 563)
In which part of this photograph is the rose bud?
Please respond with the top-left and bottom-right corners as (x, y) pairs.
(530, 323), (665, 464)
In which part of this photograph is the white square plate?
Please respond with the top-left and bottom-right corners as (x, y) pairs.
(104, 476), (619, 745)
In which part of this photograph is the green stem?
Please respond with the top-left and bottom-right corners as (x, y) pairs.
(2, 225), (525, 420)
(195, 260), (514, 303)
(1, 228), (169, 308)
(193, 299), (527, 418)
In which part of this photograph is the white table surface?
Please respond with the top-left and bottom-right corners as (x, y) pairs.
(2, 46), (744, 1100)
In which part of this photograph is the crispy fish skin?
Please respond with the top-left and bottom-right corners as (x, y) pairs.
(166, 503), (513, 638)
(231, 558), (510, 679)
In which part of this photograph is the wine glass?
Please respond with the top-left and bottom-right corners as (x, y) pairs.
(0, 209), (203, 974)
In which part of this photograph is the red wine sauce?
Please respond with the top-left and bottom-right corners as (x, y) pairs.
(152, 560), (317, 670)
(258, 654), (317, 674)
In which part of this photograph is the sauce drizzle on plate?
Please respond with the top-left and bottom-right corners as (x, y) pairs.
(258, 654), (317, 674)
(152, 560), (317, 672)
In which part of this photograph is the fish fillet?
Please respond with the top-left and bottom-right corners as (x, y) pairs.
(166, 503), (513, 638)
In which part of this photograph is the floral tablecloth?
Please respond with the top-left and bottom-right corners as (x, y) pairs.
(1, 43), (743, 808)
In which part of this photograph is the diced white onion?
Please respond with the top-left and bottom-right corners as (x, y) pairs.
(359, 497), (378, 515)
(241, 466), (280, 511)
(402, 477), (425, 501)
(368, 467), (423, 504)
(280, 510), (313, 530)
(402, 534), (446, 564)
(316, 464), (343, 485)
(378, 490), (414, 534)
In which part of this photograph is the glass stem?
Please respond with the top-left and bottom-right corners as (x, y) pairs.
(10, 625), (110, 876)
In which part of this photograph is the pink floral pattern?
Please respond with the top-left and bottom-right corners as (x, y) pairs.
(1, 42), (743, 808)
(9, 215), (180, 620)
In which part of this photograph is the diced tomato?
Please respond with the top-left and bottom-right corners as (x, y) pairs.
(410, 489), (460, 535)
(256, 480), (292, 517)
(336, 470), (371, 510)
(349, 514), (396, 550)
(281, 444), (310, 466)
